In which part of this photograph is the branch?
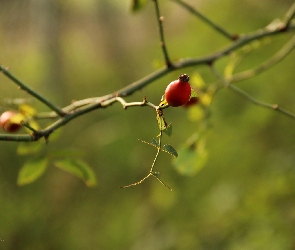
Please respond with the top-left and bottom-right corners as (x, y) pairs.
(0, 66), (65, 117)
(228, 85), (295, 120)
(211, 66), (295, 120)
(170, 0), (236, 40)
(1, 10), (295, 141)
(99, 19), (295, 99)
(0, 97), (160, 142)
(152, 0), (173, 68)
(229, 34), (295, 82)
(283, 1), (295, 27)
(120, 131), (172, 190)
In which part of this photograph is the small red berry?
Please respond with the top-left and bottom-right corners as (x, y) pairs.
(0, 111), (22, 133)
(165, 74), (191, 107)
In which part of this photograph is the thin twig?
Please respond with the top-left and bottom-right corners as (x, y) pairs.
(229, 35), (295, 82)
(152, 0), (173, 68)
(120, 173), (152, 189)
(106, 96), (158, 110)
(120, 131), (171, 190)
(283, 1), (295, 27)
(0, 66), (65, 117)
(211, 66), (295, 120)
(228, 85), (295, 120)
(170, 0), (236, 40)
(152, 173), (172, 190)
(21, 121), (38, 133)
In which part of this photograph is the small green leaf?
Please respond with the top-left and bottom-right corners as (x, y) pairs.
(164, 123), (172, 137)
(17, 157), (48, 186)
(54, 159), (97, 187)
(139, 138), (160, 148)
(17, 142), (43, 155)
(162, 144), (178, 158)
(151, 138), (160, 148)
(130, 0), (148, 12)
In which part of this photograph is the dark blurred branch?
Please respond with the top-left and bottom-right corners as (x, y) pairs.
(170, 0), (236, 40)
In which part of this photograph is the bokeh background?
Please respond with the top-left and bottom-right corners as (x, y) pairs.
(1, 0), (295, 249)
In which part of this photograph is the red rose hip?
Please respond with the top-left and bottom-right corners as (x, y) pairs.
(0, 111), (22, 133)
(165, 74), (191, 107)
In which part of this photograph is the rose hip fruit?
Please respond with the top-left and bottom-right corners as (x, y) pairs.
(0, 111), (22, 133)
(165, 74), (191, 107)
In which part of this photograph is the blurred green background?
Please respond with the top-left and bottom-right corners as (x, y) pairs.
(1, 0), (295, 249)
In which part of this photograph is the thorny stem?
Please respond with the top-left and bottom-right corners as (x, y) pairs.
(211, 66), (295, 120)
(121, 131), (172, 190)
(170, 0), (236, 40)
(152, 0), (173, 68)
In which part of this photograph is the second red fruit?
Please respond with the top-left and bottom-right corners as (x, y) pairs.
(165, 74), (191, 107)
(0, 111), (22, 133)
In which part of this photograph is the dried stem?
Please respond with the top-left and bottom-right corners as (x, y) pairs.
(121, 131), (171, 190)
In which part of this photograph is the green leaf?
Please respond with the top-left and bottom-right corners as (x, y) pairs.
(164, 123), (172, 137)
(162, 144), (178, 158)
(173, 140), (208, 176)
(130, 0), (148, 12)
(150, 138), (160, 148)
(54, 159), (97, 187)
(139, 138), (160, 148)
(17, 142), (43, 155)
(17, 157), (48, 186)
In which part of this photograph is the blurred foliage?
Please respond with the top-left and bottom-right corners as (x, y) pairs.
(1, 0), (295, 249)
